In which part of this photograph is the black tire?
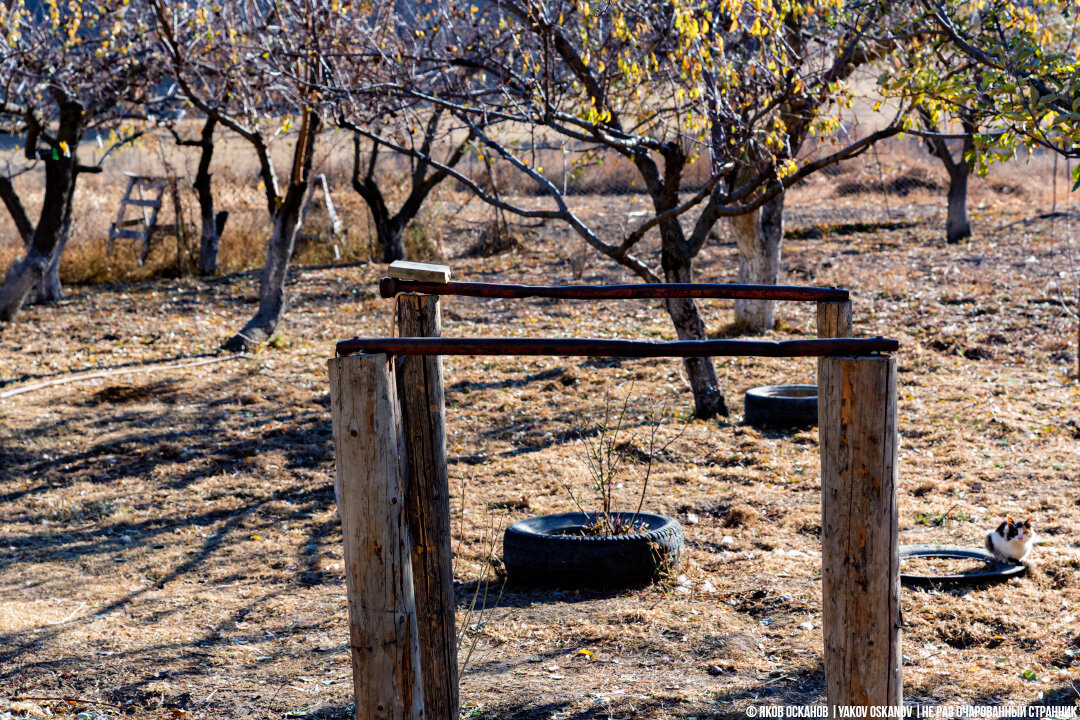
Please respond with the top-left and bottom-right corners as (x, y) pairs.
(744, 384), (818, 428)
(900, 544), (1027, 587)
(503, 512), (684, 588)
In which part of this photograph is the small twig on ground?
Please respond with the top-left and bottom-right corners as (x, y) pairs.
(16, 696), (123, 709)
(459, 509), (508, 676)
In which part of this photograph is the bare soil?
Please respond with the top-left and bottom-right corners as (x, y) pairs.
(2, 195), (1080, 720)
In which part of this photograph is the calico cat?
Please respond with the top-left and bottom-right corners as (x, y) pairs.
(984, 516), (1036, 563)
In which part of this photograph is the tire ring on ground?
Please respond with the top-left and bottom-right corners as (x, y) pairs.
(744, 384), (818, 429)
(503, 511), (684, 589)
(900, 544), (1027, 587)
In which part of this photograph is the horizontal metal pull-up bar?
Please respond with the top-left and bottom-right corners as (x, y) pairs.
(335, 336), (897, 358)
(378, 278), (850, 302)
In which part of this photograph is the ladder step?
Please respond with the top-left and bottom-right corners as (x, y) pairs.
(122, 198), (161, 208)
(116, 219), (146, 228)
(113, 229), (145, 240)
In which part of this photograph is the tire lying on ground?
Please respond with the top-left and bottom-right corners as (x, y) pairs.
(744, 384), (818, 428)
(503, 511), (684, 588)
(899, 544), (1027, 587)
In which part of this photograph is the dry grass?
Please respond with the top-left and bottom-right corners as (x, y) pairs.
(3, 129), (1075, 292)
(1, 177), (1080, 719)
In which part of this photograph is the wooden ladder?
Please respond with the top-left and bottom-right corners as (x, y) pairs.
(107, 173), (168, 265)
(298, 174), (344, 260)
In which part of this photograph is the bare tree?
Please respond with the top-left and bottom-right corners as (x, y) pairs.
(349, 0), (906, 417)
(349, 112), (473, 263)
(150, 0), (360, 350)
(0, 0), (159, 320)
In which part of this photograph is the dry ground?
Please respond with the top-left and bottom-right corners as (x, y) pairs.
(1, 188), (1080, 720)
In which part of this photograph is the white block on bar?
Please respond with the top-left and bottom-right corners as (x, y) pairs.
(388, 260), (451, 283)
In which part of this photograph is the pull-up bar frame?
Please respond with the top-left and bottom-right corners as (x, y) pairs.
(329, 273), (899, 720)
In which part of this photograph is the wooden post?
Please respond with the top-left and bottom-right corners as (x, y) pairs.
(395, 292), (459, 720)
(817, 300), (853, 338)
(818, 353), (900, 716)
(329, 352), (424, 720)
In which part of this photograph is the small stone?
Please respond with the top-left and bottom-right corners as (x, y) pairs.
(721, 535), (735, 546)
(685, 513), (699, 525)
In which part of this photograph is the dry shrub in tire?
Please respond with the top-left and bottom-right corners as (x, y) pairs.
(502, 511), (684, 588)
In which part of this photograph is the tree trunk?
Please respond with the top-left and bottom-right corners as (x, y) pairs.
(659, 222), (727, 419)
(920, 108), (975, 245)
(194, 116), (224, 276)
(224, 113), (319, 351)
(945, 163), (971, 244)
(0, 101), (82, 322)
(36, 234), (67, 303)
(352, 136), (406, 263)
(732, 190), (785, 333)
(376, 216), (405, 263)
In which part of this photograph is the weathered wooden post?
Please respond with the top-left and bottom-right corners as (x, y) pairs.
(817, 299), (852, 339)
(390, 261), (458, 720)
(329, 352), (424, 720)
(818, 352), (900, 716)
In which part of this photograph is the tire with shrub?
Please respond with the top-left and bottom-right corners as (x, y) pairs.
(502, 511), (684, 588)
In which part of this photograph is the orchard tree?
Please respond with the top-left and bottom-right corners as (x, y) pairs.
(913, 0), (1080, 163)
(902, 0), (1080, 375)
(328, 0), (478, 264)
(878, 38), (983, 244)
(150, 0), (364, 350)
(348, 112), (474, 263)
(0, 0), (159, 320)
(354, 0), (905, 417)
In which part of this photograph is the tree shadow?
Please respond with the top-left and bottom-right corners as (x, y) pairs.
(0, 374), (333, 509)
(463, 660), (825, 719)
(455, 580), (641, 611)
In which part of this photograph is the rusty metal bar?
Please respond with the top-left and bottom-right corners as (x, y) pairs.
(336, 336), (898, 358)
(378, 278), (849, 302)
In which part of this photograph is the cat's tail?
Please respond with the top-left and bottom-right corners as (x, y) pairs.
(983, 532), (994, 554)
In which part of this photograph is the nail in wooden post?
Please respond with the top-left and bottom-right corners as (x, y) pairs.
(395, 292), (458, 720)
(818, 353), (901, 716)
(816, 300), (853, 339)
(329, 352), (424, 720)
